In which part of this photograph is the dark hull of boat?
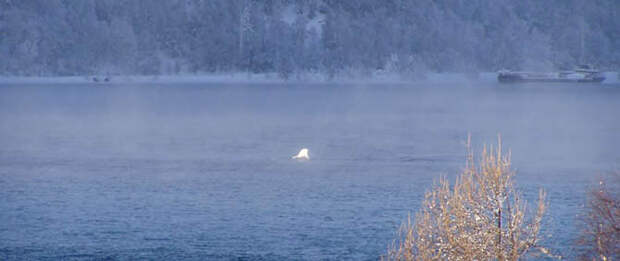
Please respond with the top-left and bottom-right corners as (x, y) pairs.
(498, 73), (605, 83)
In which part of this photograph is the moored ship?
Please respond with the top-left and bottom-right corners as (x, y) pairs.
(498, 65), (605, 83)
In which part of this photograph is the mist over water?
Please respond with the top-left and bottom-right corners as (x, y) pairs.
(1, 82), (619, 259)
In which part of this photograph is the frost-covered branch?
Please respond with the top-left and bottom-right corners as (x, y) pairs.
(383, 138), (551, 261)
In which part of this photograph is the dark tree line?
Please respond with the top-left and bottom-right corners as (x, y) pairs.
(1, 0), (618, 77)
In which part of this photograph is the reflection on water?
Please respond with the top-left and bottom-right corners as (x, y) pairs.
(1, 82), (619, 259)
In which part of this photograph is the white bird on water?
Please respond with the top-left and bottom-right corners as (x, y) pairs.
(292, 148), (310, 160)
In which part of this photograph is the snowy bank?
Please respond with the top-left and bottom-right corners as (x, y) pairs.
(0, 72), (617, 85)
(0, 73), (285, 85)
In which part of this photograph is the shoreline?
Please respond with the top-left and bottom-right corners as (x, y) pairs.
(0, 72), (617, 85)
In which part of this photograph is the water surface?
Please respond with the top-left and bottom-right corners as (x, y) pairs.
(1, 81), (619, 260)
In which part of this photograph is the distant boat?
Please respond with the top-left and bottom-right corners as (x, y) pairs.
(92, 76), (111, 83)
(292, 148), (309, 160)
(498, 65), (605, 83)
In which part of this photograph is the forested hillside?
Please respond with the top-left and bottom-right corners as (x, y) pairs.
(1, 0), (618, 77)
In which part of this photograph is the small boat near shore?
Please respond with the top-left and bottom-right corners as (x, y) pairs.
(92, 76), (111, 83)
(498, 65), (605, 83)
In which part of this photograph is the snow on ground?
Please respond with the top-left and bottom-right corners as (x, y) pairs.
(0, 72), (617, 85)
(0, 73), (284, 85)
(0, 72), (483, 85)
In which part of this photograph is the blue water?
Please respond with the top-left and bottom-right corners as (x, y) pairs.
(1, 82), (619, 260)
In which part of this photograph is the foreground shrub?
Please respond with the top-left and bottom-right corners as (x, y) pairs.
(384, 139), (550, 260)
(577, 172), (619, 261)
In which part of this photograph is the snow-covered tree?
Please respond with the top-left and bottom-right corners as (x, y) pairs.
(383, 139), (552, 260)
(0, 0), (618, 76)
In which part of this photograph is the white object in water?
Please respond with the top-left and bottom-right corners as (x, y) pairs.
(292, 148), (310, 160)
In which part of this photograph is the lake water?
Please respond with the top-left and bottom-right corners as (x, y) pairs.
(1, 81), (619, 260)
